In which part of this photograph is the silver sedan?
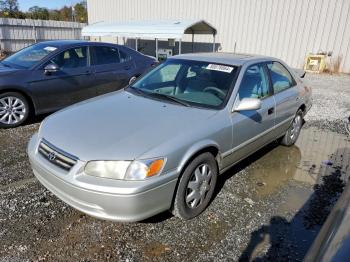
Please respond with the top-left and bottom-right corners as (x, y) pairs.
(28, 53), (312, 222)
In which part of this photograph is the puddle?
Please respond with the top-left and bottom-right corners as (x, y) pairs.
(239, 127), (350, 261)
(244, 127), (350, 201)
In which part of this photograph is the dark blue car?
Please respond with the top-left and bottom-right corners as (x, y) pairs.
(0, 40), (157, 128)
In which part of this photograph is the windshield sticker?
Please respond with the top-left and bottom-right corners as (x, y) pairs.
(43, 46), (57, 52)
(206, 64), (234, 73)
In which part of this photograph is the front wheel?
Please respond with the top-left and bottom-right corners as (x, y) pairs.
(0, 92), (30, 128)
(280, 109), (303, 146)
(172, 152), (218, 220)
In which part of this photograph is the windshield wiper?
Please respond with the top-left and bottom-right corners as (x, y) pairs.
(147, 92), (191, 107)
(128, 86), (191, 107)
(127, 86), (149, 96)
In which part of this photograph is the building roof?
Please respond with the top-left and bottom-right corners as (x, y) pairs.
(81, 19), (217, 39)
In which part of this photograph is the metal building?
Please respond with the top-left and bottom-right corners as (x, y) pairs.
(0, 18), (86, 53)
(87, 0), (350, 73)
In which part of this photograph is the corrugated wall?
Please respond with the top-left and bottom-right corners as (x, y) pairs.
(87, 0), (350, 73)
(0, 18), (86, 52)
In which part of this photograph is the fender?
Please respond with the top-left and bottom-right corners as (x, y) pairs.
(0, 85), (38, 113)
(176, 139), (221, 174)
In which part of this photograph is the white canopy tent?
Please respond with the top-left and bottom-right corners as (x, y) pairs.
(81, 19), (217, 59)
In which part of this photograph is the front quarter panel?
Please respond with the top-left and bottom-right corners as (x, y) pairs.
(139, 109), (233, 175)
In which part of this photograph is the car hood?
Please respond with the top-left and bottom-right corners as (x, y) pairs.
(0, 64), (21, 76)
(40, 91), (217, 161)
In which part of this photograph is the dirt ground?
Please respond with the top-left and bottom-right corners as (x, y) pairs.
(0, 73), (349, 261)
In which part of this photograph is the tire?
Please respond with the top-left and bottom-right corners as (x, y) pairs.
(172, 152), (218, 220)
(0, 92), (30, 128)
(280, 109), (303, 146)
(129, 76), (138, 85)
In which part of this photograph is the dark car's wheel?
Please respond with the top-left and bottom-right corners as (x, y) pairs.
(172, 152), (218, 220)
(0, 92), (29, 128)
(129, 76), (138, 85)
(280, 109), (303, 146)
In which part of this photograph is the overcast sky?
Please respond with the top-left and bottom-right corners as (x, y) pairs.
(18, 0), (82, 11)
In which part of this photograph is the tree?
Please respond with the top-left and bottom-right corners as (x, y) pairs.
(59, 5), (72, 21)
(48, 9), (60, 21)
(27, 6), (49, 20)
(74, 2), (87, 23)
(0, 0), (21, 18)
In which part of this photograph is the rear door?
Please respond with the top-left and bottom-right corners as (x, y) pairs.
(226, 63), (276, 165)
(28, 46), (95, 113)
(267, 61), (299, 133)
(90, 45), (134, 95)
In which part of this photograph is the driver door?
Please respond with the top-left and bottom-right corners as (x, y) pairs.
(27, 46), (96, 113)
(225, 63), (276, 165)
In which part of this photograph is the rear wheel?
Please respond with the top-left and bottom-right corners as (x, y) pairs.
(280, 109), (303, 146)
(172, 152), (218, 220)
(0, 92), (29, 128)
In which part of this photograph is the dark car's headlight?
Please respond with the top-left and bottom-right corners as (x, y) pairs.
(84, 158), (165, 180)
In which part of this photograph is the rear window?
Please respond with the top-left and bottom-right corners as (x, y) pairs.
(267, 62), (295, 93)
(92, 46), (120, 65)
(119, 50), (131, 63)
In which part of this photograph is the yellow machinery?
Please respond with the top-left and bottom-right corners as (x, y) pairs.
(304, 54), (326, 73)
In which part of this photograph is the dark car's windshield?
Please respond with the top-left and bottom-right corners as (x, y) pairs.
(128, 59), (238, 109)
(2, 43), (58, 69)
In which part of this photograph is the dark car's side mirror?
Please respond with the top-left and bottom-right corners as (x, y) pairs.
(44, 63), (59, 75)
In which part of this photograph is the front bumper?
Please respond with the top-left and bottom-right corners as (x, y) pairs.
(28, 134), (178, 222)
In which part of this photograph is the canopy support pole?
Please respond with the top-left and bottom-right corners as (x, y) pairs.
(135, 38), (138, 51)
(192, 33), (194, 52)
(213, 34), (215, 52)
(155, 38), (158, 60)
(179, 39), (182, 54)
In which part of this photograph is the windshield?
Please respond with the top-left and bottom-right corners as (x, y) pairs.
(129, 59), (238, 109)
(2, 43), (58, 69)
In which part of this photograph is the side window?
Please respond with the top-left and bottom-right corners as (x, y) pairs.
(238, 64), (270, 100)
(50, 47), (87, 69)
(267, 62), (295, 93)
(92, 46), (120, 65)
(119, 50), (131, 63)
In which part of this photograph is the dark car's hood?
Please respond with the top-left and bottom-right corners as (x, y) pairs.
(40, 91), (217, 161)
(0, 63), (22, 76)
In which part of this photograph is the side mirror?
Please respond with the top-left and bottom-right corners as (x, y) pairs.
(233, 98), (261, 112)
(44, 63), (59, 75)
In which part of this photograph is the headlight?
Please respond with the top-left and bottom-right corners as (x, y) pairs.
(84, 158), (165, 181)
(84, 161), (131, 180)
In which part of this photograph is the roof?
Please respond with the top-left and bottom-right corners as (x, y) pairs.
(35, 40), (89, 47)
(82, 19), (217, 39)
(169, 52), (273, 66)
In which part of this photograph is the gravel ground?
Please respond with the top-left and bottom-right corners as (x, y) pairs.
(303, 73), (350, 134)
(0, 73), (349, 261)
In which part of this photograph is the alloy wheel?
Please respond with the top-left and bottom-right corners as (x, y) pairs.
(185, 164), (213, 209)
(0, 96), (26, 125)
(290, 115), (302, 141)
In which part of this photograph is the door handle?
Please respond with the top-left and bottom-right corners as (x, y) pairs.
(124, 66), (131, 70)
(268, 107), (274, 115)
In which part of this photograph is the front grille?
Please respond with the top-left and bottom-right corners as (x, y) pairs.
(38, 139), (78, 171)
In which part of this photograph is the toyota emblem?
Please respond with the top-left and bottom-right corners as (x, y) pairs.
(48, 152), (56, 161)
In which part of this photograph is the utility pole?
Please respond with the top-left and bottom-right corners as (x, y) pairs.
(71, 5), (75, 38)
